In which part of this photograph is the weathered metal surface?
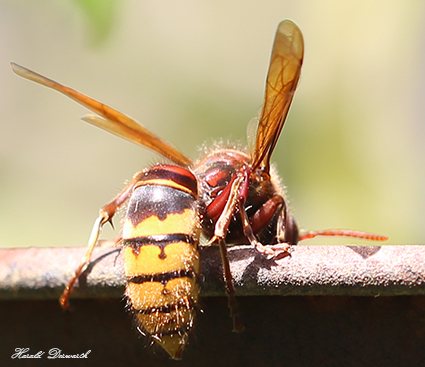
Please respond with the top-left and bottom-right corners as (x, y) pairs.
(1, 245), (425, 299)
(2, 296), (425, 366)
(2, 245), (425, 365)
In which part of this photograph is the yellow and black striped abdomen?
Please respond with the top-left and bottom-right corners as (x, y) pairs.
(122, 164), (200, 360)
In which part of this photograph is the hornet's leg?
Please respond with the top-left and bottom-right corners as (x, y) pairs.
(217, 238), (245, 332)
(205, 175), (246, 331)
(238, 195), (291, 259)
(59, 170), (146, 309)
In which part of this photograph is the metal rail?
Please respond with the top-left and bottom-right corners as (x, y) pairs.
(1, 245), (425, 300)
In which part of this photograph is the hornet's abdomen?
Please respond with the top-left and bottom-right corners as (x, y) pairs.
(121, 164), (200, 359)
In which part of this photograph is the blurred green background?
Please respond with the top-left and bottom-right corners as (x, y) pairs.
(1, 0), (424, 248)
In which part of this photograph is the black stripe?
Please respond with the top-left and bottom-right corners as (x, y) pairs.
(124, 233), (194, 246)
(123, 233), (195, 258)
(126, 185), (197, 224)
(140, 165), (198, 196)
(128, 269), (195, 285)
(135, 299), (195, 315)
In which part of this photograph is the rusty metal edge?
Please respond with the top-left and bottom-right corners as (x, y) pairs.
(1, 245), (425, 300)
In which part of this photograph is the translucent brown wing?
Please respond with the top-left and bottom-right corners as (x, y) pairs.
(11, 63), (193, 167)
(251, 20), (304, 171)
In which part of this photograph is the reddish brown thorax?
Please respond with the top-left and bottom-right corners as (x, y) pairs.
(195, 149), (299, 246)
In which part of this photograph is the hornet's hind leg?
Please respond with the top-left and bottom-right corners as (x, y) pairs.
(59, 170), (146, 309)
